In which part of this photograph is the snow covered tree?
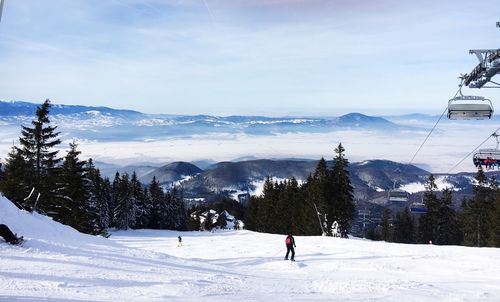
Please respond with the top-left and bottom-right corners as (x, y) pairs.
(134, 185), (150, 229)
(81, 159), (106, 235)
(129, 172), (148, 229)
(113, 173), (135, 230)
(216, 211), (228, 229)
(98, 177), (113, 230)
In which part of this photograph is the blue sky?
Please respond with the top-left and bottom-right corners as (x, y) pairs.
(0, 0), (498, 116)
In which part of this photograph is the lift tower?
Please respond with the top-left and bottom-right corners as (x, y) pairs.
(463, 22), (500, 88)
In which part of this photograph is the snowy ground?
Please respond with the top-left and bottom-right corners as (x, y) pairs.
(1, 195), (500, 301)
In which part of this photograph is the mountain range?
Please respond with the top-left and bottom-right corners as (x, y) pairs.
(95, 158), (494, 211)
(0, 100), (421, 141)
(2, 100), (492, 203)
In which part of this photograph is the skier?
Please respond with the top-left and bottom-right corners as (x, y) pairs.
(284, 233), (296, 261)
(177, 235), (182, 247)
(0, 224), (23, 245)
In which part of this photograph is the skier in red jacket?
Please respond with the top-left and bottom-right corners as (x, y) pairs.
(284, 234), (296, 261)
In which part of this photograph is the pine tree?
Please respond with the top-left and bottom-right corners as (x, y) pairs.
(80, 159), (105, 235)
(418, 174), (439, 244)
(216, 211), (228, 229)
(148, 177), (164, 229)
(489, 191), (500, 247)
(110, 172), (121, 227)
(57, 141), (88, 228)
(244, 196), (261, 231)
(393, 208), (415, 243)
(99, 177), (113, 230)
(435, 188), (461, 245)
(381, 208), (392, 242)
(130, 172), (147, 229)
(0, 146), (31, 208)
(18, 99), (62, 214)
(168, 187), (187, 230)
(113, 173), (135, 230)
(328, 143), (355, 235)
(461, 169), (494, 247)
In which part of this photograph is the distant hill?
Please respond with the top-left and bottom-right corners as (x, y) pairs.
(0, 100), (423, 142)
(139, 162), (203, 185)
(93, 157), (499, 211)
(0, 100), (143, 117)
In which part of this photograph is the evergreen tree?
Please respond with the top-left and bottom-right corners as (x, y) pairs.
(435, 188), (461, 245)
(148, 177), (164, 229)
(0, 146), (31, 208)
(489, 190), (500, 247)
(217, 211), (228, 229)
(244, 196), (261, 231)
(135, 186), (151, 229)
(99, 177), (113, 230)
(461, 169), (494, 247)
(57, 141), (88, 228)
(393, 208), (415, 244)
(418, 174), (440, 243)
(18, 99), (62, 214)
(110, 172), (121, 228)
(81, 159), (105, 235)
(113, 173), (135, 230)
(381, 208), (392, 242)
(168, 187), (187, 230)
(130, 172), (148, 229)
(328, 143), (355, 235)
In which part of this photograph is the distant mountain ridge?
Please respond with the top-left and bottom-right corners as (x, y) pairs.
(97, 158), (492, 209)
(0, 100), (422, 142)
(0, 100), (142, 117)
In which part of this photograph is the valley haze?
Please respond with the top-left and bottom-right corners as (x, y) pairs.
(0, 100), (498, 173)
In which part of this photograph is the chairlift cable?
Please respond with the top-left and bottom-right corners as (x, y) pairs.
(447, 126), (500, 174)
(405, 86), (461, 168)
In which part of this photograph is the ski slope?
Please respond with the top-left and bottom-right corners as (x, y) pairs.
(1, 195), (500, 301)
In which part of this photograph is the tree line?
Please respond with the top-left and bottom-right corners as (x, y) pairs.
(0, 100), (187, 235)
(369, 172), (500, 247)
(245, 144), (356, 236)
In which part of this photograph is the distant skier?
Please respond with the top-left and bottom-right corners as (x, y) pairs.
(284, 233), (296, 261)
(177, 236), (182, 247)
(0, 224), (23, 245)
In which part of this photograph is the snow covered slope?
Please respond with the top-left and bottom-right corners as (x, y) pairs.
(1, 194), (500, 301)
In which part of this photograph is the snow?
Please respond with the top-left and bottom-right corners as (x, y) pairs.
(1, 194), (500, 301)
(400, 176), (460, 193)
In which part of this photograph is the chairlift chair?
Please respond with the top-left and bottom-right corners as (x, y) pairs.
(388, 188), (410, 202)
(447, 95), (494, 120)
(473, 133), (500, 169)
(410, 202), (427, 214)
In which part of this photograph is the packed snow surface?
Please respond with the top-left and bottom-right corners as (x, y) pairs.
(1, 195), (500, 301)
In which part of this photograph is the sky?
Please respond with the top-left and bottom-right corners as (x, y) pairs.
(0, 0), (499, 116)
